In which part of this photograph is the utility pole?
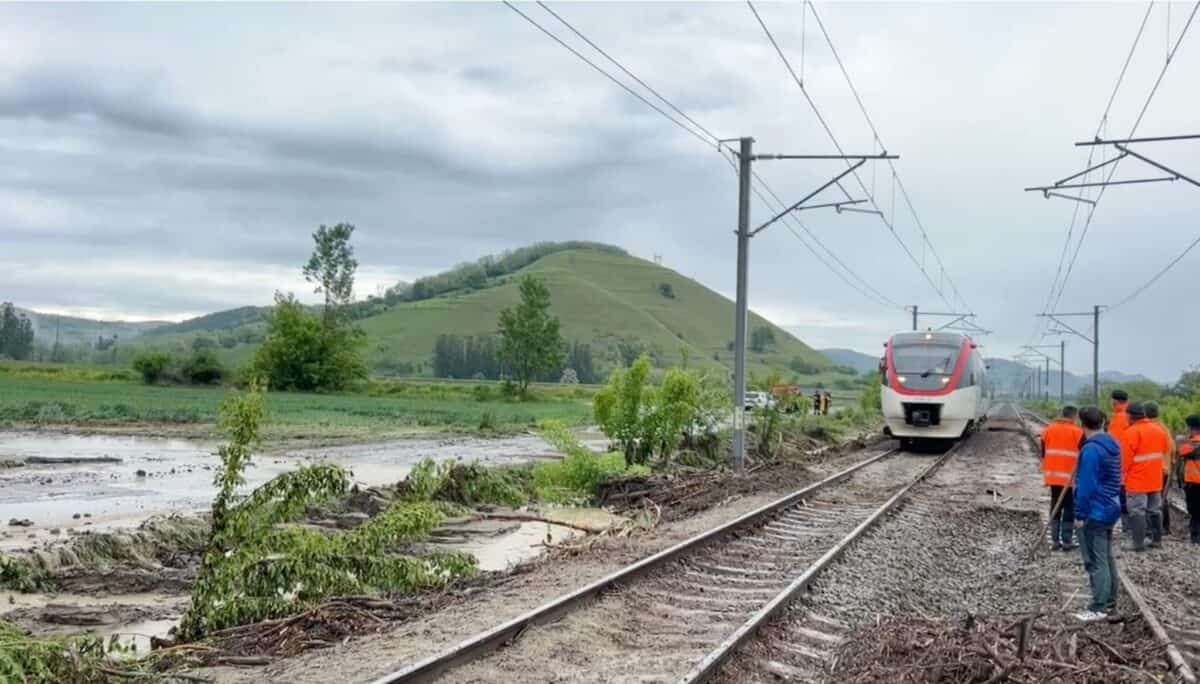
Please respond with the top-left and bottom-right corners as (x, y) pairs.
(1061, 339), (1065, 404)
(732, 137), (752, 474)
(1039, 306), (1103, 405)
(726, 137), (897, 472)
(910, 305), (918, 331)
(1093, 304), (1100, 403)
(1023, 344), (1066, 405)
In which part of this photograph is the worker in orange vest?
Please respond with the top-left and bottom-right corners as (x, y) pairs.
(1119, 403), (1169, 551)
(1144, 402), (1176, 535)
(1107, 390), (1132, 533)
(1107, 390), (1131, 439)
(1041, 405), (1084, 550)
(1176, 414), (1200, 544)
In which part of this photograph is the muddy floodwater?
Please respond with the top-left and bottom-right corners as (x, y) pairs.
(0, 430), (596, 545)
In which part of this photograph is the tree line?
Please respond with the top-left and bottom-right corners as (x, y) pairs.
(431, 334), (597, 384)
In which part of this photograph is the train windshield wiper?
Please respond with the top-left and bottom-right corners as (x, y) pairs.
(919, 355), (952, 378)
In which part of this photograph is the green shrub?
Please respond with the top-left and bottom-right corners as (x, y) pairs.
(534, 421), (647, 503)
(401, 458), (530, 507)
(131, 351), (170, 384)
(181, 349), (224, 385)
(860, 371), (882, 414)
(0, 556), (54, 592)
(0, 620), (119, 683)
(478, 409), (498, 431)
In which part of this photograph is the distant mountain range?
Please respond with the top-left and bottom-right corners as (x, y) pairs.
(819, 348), (1154, 395)
(14, 307), (167, 349)
(819, 348), (880, 374)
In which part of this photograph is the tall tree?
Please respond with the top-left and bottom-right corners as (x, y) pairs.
(0, 303), (34, 360)
(303, 223), (358, 325)
(498, 276), (565, 396)
(251, 224), (367, 390)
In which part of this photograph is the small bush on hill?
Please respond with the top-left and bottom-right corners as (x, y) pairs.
(788, 356), (821, 375)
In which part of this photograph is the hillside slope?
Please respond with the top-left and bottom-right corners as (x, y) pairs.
(16, 308), (166, 348)
(360, 248), (830, 376)
(820, 348), (880, 374)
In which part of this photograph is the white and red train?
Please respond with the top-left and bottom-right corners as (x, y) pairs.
(880, 331), (990, 447)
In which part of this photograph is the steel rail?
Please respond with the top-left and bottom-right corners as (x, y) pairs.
(677, 439), (963, 683)
(369, 445), (900, 684)
(1015, 407), (1197, 684)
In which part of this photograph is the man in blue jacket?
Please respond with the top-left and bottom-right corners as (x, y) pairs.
(1073, 405), (1123, 621)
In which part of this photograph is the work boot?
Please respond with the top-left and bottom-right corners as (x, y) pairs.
(1149, 511), (1163, 546)
(1060, 522), (1076, 549)
(1127, 515), (1148, 552)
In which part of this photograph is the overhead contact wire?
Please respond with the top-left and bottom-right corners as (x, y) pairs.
(508, 0), (899, 310)
(747, 0), (963, 313)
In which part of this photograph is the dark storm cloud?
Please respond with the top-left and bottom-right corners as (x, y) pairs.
(1, 2), (1197, 380)
(0, 66), (193, 138)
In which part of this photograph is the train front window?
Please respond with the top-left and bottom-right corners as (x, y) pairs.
(891, 344), (960, 390)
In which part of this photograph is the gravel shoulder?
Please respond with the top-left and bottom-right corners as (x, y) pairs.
(713, 420), (1172, 683)
(436, 448), (934, 683)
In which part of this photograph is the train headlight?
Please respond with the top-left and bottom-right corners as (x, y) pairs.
(897, 376), (906, 383)
(940, 377), (951, 384)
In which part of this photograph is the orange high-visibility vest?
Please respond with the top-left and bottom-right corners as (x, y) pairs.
(1121, 419), (1169, 493)
(1108, 405), (1131, 441)
(1041, 419), (1083, 486)
(1152, 420), (1175, 475)
(1179, 438), (1200, 485)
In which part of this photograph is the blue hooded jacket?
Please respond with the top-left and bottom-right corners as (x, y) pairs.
(1073, 432), (1122, 524)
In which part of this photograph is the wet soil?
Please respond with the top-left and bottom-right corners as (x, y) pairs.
(0, 430), (576, 542)
(193, 441), (891, 683)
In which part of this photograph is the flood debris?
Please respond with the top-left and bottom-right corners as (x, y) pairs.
(24, 456), (123, 465)
(830, 612), (1167, 683)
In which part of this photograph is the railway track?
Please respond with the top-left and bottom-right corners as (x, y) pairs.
(369, 442), (960, 684)
(1018, 409), (1198, 683)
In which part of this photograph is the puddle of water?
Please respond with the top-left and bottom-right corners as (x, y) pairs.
(0, 431), (579, 538)
(451, 522), (581, 572)
(431, 506), (623, 572)
(98, 618), (180, 656)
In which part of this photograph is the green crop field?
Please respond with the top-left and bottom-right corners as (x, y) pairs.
(0, 363), (594, 440)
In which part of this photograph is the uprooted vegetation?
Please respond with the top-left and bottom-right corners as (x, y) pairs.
(177, 383), (477, 641)
(831, 612), (1167, 683)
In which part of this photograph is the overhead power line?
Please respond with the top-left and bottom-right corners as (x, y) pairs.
(503, 0), (901, 310)
(500, 1), (715, 150)
(1026, 1), (1155, 347)
(1049, 0), (1199, 311)
(746, 1), (970, 315)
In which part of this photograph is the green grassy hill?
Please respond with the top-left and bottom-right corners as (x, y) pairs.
(40, 245), (833, 381)
(360, 248), (829, 377)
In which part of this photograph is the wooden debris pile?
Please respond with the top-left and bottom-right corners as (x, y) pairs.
(831, 613), (1168, 683)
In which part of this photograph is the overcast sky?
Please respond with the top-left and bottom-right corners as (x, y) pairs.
(2, 2), (1198, 381)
